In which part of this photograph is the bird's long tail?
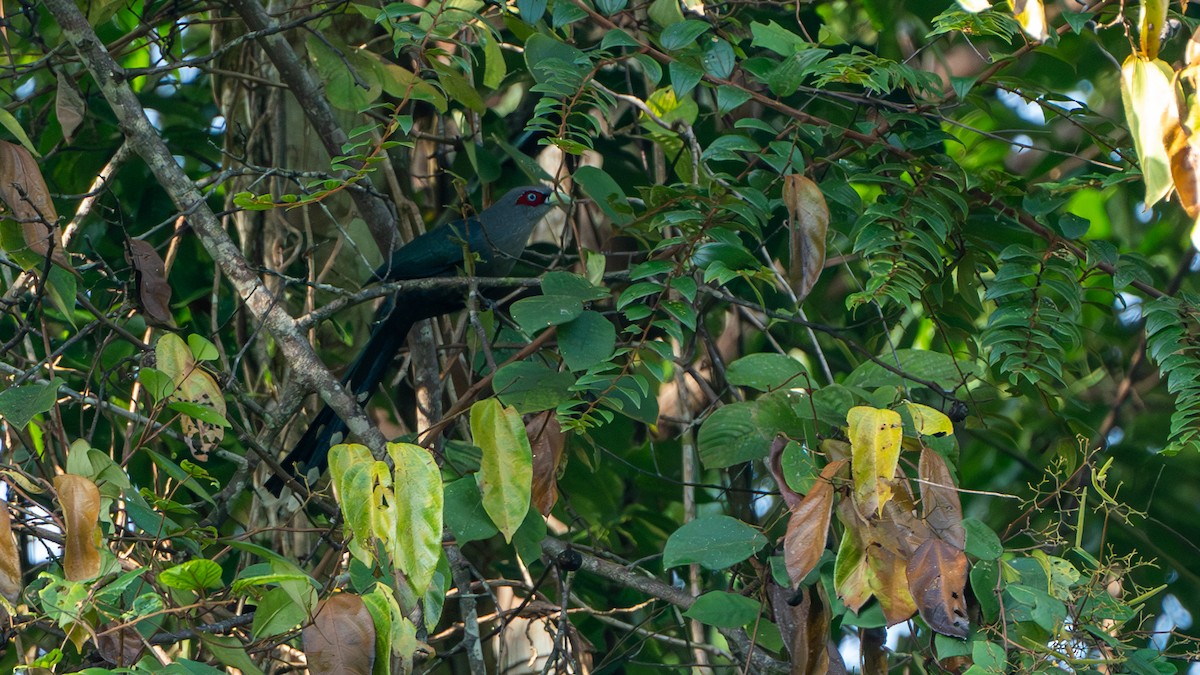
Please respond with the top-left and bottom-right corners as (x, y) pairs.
(265, 298), (415, 494)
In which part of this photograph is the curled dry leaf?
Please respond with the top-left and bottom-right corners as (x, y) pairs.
(782, 174), (829, 303)
(918, 447), (966, 549)
(0, 504), (21, 604)
(766, 435), (801, 509)
(906, 538), (970, 638)
(527, 410), (565, 515)
(783, 459), (845, 585)
(54, 474), (102, 581)
(0, 139), (72, 272)
(303, 593), (376, 675)
(96, 622), (146, 667)
(768, 582), (844, 674)
(125, 238), (174, 327)
(56, 72), (86, 143)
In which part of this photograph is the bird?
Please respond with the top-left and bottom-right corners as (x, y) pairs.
(267, 185), (562, 493)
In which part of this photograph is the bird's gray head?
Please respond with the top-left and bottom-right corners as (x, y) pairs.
(487, 186), (558, 226)
(473, 186), (562, 273)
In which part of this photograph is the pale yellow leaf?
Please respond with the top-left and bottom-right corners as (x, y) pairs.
(846, 406), (902, 516)
(903, 401), (954, 437)
(1121, 55), (1178, 208)
(1013, 0), (1048, 41)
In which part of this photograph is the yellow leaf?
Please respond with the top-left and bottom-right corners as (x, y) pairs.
(846, 406), (902, 516)
(1013, 0), (1048, 42)
(1139, 0), (1169, 60)
(956, 0), (990, 11)
(903, 401), (954, 437)
(1121, 55), (1179, 208)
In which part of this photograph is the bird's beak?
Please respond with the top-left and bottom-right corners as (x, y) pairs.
(549, 189), (571, 207)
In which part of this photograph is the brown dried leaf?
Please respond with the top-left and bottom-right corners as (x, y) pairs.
(96, 622), (146, 667)
(906, 538), (969, 638)
(303, 593), (376, 675)
(782, 174), (829, 303)
(527, 411), (564, 515)
(783, 459), (845, 585)
(0, 504), (21, 603)
(125, 239), (174, 327)
(1165, 120), (1200, 219)
(54, 474), (102, 581)
(767, 435), (801, 509)
(918, 447), (966, 549)
(56, 72), (85, 143)
(872, 474), (931, 557)
(0, 139), (71, 271)
(860, 627), (888, 674)
(768, 583), (833, 675)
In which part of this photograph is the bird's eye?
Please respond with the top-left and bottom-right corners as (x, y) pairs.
(522, 191), (543, 205)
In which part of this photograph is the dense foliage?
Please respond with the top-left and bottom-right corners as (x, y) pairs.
(1, 0), (1200, 672)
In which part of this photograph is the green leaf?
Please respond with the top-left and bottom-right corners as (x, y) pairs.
(558, 311), (616, 371)
(471, 399), (533, 542)
(516, 0), (547, 23)
(726, 354), (806, 391)
(663, 515), (767, 569)
(596, 0), (628, 16)
(511, 295), (584, 332)
(716, 85), (752, 113)
(648, 0), (684, 26)
(702, 38), (736, 79)
(251, 587), (309, 639)
(660, 20), (710, 51)
(541, 270), (610, 302)
(0, 377), (62, 430)
(683, 591), (762, 627)
(480, 30), (507, 89)
(573, 166), (633, 225)
(46, 265), (77, 329)
(382, 442), (443, 595)
(524, 33), (588, 86)
(493, 361), (575, 413)
(669, 60), (704, 98)
(697, 395), (805, 469)
(159, 559), (224, 592)
(433, 63), (486, 113)
(187, 334), (219, 361)
(0, 107), (39, 156)
(444, 476), (500, 543)
(750, 20), (807, 56)
(963, 517), (1003, 560)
